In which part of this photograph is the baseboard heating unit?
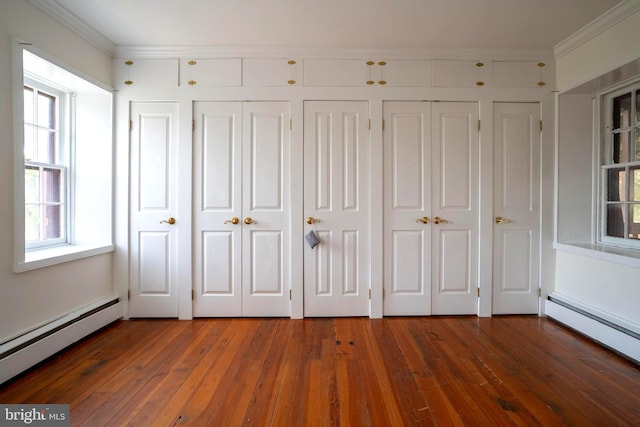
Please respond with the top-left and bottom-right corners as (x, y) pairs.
(0, 297), (123, 385)
(545, 293), (640, 364)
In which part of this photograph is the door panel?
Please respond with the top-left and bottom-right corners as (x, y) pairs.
(193, 102), (242, 317)
(304, 101), (370, 317)
(493, 103), (540, 314)
(242, 103), (290, 316)
(431, 102), (479, 315)
(383, 102), (431, 315)
(193, 101), (290, 317)
(129, 102), (179, 317)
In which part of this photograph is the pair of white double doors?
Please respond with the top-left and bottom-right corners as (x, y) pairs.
(383, 102), (480, 315)
(193, 101), (291, 317)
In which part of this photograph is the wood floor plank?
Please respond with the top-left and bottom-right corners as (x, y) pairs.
(1, 316), (639, 427)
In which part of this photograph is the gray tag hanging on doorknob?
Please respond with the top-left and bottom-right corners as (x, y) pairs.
(305, 230), (320, 249)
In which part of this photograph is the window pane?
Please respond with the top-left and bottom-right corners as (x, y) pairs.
(25, 204), (40, 242)
(37, 92), (55, 128)
(613, 132), (630, 163)
(44, 204), (62, 239)
(23, 87), (34, 124)
(43, 168), (61, 203)
(629, 204), (640, 240)
(613, 92), (631, 129)
(636, 89), (640, 123)
(607, 168), (625, 202)
(36, 128), (56, 163)
(606, 204), (625, 237)
(636, 128), (640, 161)
(24, 124), (36, 161)
(24, 166), (40, 203)
(632, 166), (640, 202)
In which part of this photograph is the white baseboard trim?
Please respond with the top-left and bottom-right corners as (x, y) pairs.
(0, 299), (123, 385)
(545, 298), (640, 364)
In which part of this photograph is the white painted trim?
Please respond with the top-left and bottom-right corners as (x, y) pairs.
(14, 244), (114, 273)
(114, 45), (554, 61)
(554, 0), (640, 59)
(554, 242), (640, 268)
(26, 0), (115, 55)
(545, 298), (640, 363)
(0, 299), (123, 385)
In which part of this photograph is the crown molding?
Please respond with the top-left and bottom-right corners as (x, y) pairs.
(26, 0), (115, 55)
(554, 0), (640, 59)
(113, 45), (554, 61)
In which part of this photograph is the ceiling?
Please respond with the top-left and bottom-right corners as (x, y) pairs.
(39, 0), (622, 54)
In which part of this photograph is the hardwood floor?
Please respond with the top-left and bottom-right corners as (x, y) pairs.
(1, 316), (639, 426)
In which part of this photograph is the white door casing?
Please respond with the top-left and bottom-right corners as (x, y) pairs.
(383, 102), (432, 315)
(193, 101), (291, 317)
(129, 101), (180, 317)
(492, 102), (541, 314)
(303, 101), (370, 317)
(431, 102), (479, 315)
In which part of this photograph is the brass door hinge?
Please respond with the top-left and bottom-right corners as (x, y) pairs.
(192, 119), (195, 132)
(477, 287), (480, 297)
(538, 288), (542, 297)
(290, 119), (293, 130)
(382, 119), (385, 131)
(368, 289), (372, 300)
(127, 289), (131, 300)
(289, 289), (292, 300)
(539, 120), (543, 132)
(129, 119), (132, 132)
(192, 290), (195, 301)
(368, 119), (371, 130)
(478, 119), (481, 131)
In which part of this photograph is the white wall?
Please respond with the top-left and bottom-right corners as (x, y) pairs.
(0, 1), (115, 343)
(553, 2), (640, 331)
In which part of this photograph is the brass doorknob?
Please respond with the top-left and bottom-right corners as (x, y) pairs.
(432, 216), (448, 224)
(224, 217), (239, 225)
(416, 217), (430, 224)
(495, 216), (511, 224)
(244, 217), (257, 225)
(306, 216), (320, 224)
(160, 217), (176, 225)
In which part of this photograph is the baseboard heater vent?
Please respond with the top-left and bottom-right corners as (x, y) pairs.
(0, 297), (123, 385)
(545, 295), (640, 364)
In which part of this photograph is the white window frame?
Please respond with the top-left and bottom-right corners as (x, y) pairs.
(599, 80), (640, 250)
(12, 39), (114, 273)
(23, 78), (70, 250)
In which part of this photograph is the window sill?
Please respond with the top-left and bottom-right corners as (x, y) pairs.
(14, 244), (114, 273)
(554, 242), (640, 268)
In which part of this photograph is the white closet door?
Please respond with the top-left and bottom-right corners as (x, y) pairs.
(193, 102), (243, 317)
(193, 102), (290, 317)
(383, 102), (432, 315)
(431, 102), (479, 315)
(241, 102), (291, 316)
(129, 102), (180, 317)
(303, 101), (370, 317)
(493, 102), (541, 314)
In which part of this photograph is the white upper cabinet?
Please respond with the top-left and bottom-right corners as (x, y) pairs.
(432, 60), (489, 88)
(379, 60), (431, 87)
(303, 59), (368, 86)
(114, 59), (179, 89)
(492, 61), (553, 88)
(180, 58), (242, 87)
(243, 58), (300, 86)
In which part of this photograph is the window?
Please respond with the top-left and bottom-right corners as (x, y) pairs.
(13, 42), (114, 272)
(23, 81), (67, 249)
(601, 83), (640, 247)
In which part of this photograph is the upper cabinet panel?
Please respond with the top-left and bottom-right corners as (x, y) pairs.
(379, 60), (431, 87)
(492, 61), (554, 88)
(303, 59), (369, 86)
(243, 58), (300, 87)
(115, 59), (179, 89)
(180, 59), (242, 87)
(432, 60), (489, 88)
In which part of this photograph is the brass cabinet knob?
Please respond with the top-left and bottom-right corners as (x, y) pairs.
(160, 217), (176, 225)
(416, 217), (430, 224)
(495, 216), (511, 224)
(244, 217), (257, 225)
(306, 216), (320, 225)
(432, 216), (448, 225)
(224, 217), (239, 225)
